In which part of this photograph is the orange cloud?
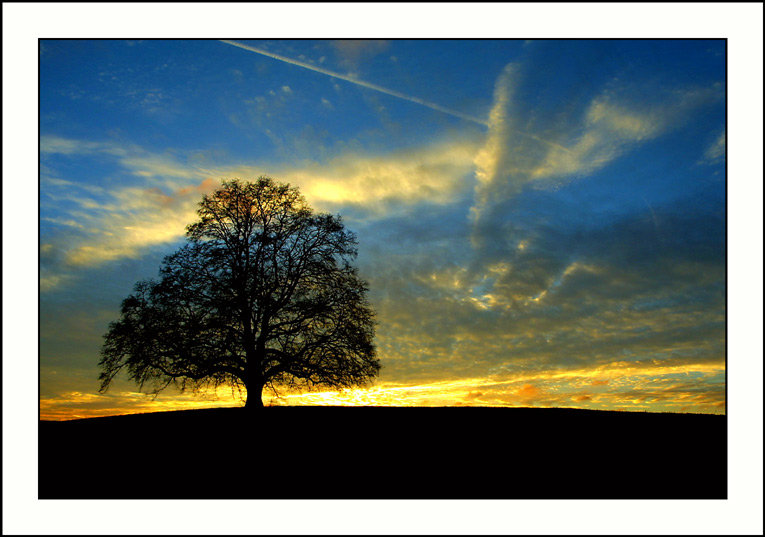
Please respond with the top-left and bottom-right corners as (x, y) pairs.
(516, 383), (540, 399)
(175, 177), (216, 199)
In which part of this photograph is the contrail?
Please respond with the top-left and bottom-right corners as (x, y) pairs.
(220, 39), (488, 126)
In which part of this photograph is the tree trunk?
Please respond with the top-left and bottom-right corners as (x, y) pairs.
(245, 393), (264, 410)
(244, 377), (265, 410)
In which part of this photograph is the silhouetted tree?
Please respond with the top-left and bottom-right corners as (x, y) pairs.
(99, 177), (379, 409)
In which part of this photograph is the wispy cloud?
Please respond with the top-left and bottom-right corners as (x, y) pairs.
(43, 179), (216, 270)
(40, 138), (222, 289)
(41, 135), (202, 182)
(40, 135), (129, 157)
(700, 130), (726, 165)
(470, 65), (724, 241)
(39, 134), (480, 290)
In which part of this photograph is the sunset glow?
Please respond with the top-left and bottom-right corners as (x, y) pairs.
(40, 357), (725, 420)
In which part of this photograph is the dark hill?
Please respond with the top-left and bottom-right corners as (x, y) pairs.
(39, 406), (726, 499)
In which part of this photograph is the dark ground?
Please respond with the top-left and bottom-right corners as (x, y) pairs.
(39, 406), (726, 499)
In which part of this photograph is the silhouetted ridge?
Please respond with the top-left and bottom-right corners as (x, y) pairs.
(40, 406), (725, 500)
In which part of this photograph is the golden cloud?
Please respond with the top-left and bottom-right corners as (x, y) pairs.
(515, 383), (541, 399)
(284, 139), (479, 214)
(41, 134), (480, 291)
(62, 179), (218, 268)
(211, 137), (480, 217)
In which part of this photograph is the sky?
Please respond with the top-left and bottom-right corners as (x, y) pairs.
(37, 38), (729, 419)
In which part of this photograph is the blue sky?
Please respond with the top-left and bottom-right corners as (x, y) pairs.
(37, 38), (731, 417)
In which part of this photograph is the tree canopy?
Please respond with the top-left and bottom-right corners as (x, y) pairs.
(99, 177), (379, 409)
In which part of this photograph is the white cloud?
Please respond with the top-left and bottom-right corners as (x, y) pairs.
(471, 66), (724, 228)
(471, 63), (522, 221)
(119, 154), (202, 180)
(41, 135), (204, 185)
(701, 130), (725, 164)
(40, 135), (128, 157)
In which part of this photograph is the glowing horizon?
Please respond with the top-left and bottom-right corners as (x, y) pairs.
(41, 356), (726, 420)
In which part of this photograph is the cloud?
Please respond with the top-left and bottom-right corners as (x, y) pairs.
(40, 138), (223, 290)
(41, 358), (726, 417)
(515, 383), (541, 399)
(39, 133), (479, 291)
(431, 67), (727, 403)
(292, 140), (478, 215)
(470, 67), (724, 236)
(43, 179), (216, 271)
(272, 357), (724, 412)
(526, 85), (721, 184)
(700, 130), (725, 165)
(41, 135), (204, 183)
(330, 39), (390, 67)
(40, 135), (128, 157)
(472, 63), (521, 203)
(211, 136), (480, 219)
(40, 389), (238, 420)
(119, 155), (202, 180)
(40, 272), (71, 293)
(359, 197), (725, 401)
